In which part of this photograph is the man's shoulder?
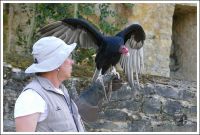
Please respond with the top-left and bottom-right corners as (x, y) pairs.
(23, 78), (40, 91)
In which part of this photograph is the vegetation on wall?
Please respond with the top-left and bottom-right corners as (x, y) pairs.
(77, 4), (95, 17)
(33, 3), (74, 42)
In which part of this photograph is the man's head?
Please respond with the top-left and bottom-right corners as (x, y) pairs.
(25, 36), (76, 80)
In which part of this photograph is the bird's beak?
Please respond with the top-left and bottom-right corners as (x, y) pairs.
(125, 52), (130, 57)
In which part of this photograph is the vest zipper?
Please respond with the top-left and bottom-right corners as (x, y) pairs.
(63, 94), (79, 132)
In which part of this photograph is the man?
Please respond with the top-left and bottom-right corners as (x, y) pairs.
(14, 36), (116, 132)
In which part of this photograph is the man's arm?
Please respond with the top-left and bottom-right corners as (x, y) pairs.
(15, 113), (40, 132)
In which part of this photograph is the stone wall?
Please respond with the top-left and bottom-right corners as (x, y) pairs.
(126, 4), (175, 78)
(3, 64), (197, 132)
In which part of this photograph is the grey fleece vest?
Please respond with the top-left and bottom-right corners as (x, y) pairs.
(23, 76), (85, 132)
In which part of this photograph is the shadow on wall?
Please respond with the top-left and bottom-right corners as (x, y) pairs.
(170, 4), (197, 81)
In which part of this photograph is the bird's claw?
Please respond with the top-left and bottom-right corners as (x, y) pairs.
(110, 71), (120, 80)
(96, 74), (104, 82)
(111, 67), (120, 80)
(114, 72), (120, 80)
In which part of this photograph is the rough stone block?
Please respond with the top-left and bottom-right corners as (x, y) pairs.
(163, 100), (182, 115)
(178, 90), (195, 100)
(103, 109), (129, 121)
(128, 120), (152, 132)
(154, 84), (179, 99)
(143, 97), (161, 114)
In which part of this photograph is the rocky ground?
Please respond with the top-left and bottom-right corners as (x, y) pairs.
(3, 63), (197, 132)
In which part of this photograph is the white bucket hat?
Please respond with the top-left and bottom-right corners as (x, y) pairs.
(25, 36), (76, 73)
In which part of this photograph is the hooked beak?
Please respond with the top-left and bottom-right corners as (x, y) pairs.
(125, 52), (130, 57)
(119, 46), (129, 56)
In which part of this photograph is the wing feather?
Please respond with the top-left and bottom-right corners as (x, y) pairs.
(118, 24), (145, 88)
(39, 21), (63, 33)
(63, 28), (73, 43)
(41, 24), (66, 37)
(58, 28), (68, 39)
(38, 18), (104, 49)
(53, 26), (69, 38)
(128, 49), (134, 88)
(68, 28), (81, 44)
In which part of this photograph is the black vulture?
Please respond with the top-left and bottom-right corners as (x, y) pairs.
(38, 18), (146, 92)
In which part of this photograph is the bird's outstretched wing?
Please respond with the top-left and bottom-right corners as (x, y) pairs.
(38, 18), (104, 49)
(116, 24), (146, 88)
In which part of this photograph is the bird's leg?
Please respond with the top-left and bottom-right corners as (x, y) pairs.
(92, 68), (100, 82)
(96, 69), (103, 82)
(95, 68), (121, 102)
(111, 66), (120, 80)
(107, 66), (121, 101)
(107, 68), (113, 101)
(107, 81), (112, 101)
(96, 69), (109, 102)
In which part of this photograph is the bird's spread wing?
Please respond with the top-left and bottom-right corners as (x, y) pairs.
(117, 24), (146, 88)
(38, 18), (104, 49)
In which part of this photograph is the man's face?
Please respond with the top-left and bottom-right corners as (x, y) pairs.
(59, 58), (74, 80)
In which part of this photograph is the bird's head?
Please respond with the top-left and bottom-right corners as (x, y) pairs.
(104, 36), (129, 56)
(119, 45), (129, 56)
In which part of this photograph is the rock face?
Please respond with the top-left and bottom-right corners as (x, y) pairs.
(3, 3), (197, 81)
(3, 65), (197, 132)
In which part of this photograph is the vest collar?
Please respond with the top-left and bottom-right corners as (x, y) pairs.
(36, 76), (64, 95)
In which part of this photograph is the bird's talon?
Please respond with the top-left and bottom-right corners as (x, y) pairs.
(115, 72), (120, 80)
(111, 67), (120, 80)
(112, 73), (120, 80)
